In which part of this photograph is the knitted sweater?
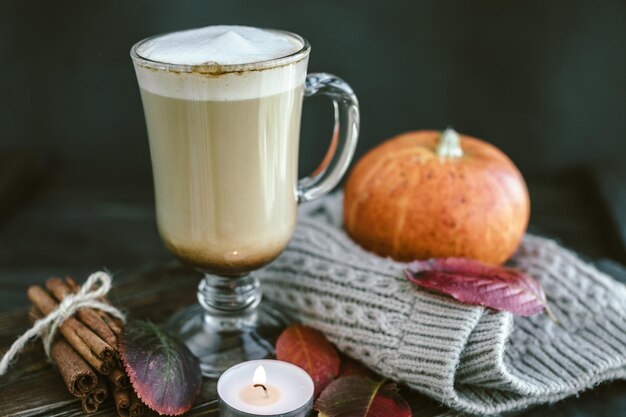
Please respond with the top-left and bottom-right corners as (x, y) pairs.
(258, 193), (626, 415)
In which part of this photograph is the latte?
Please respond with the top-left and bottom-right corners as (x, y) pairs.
(133, 26), (308, 274)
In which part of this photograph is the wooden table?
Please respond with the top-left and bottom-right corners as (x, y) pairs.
(1, 163), (625, 416)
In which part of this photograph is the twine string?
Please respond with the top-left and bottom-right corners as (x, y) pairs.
(0, 271), (126, 375)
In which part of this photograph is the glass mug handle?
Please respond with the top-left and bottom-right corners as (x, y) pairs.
(297, 73), (360, 203)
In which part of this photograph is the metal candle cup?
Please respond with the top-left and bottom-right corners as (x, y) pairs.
(217, 360), (314, 417)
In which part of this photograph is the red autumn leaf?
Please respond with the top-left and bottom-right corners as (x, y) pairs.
(339, 355), (380, 380)
(276, 325), (340, 396)
(316, 376), (411, 417)
(405, 258), (556, 319)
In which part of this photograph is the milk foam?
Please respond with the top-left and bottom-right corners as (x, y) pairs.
(133, 26), (308, 101)
(137, 25), (302, 66)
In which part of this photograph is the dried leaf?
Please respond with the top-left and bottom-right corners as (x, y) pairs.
(405, 258), (556, 319)
(339, 355), (380, 380)
(120, 320), (202, 416)
(316, 376), (411, 417)
(276, 325), (340, 396)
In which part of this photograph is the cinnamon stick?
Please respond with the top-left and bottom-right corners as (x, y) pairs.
(129, 390), (145, 417)
(80, 379), (108, 414)
(114, 387), (145, 417)
(66, 277), (124, 337)
(52, 337), (100, 396)
(28, 307), (99, 397)
(89, 378), (109, 404)
(114, 387), (131, 417)
(46, 277), (119, 348)
(107, 367), (131, 390)
(101, 312), (124, 338)
(81, 395), (99, 414)
(27, 285), (115, 374)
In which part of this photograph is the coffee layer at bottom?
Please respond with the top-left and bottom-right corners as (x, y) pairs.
(162, 237), (286, 276)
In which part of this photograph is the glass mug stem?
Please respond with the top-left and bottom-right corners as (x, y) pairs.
(197, 274), (261, 315)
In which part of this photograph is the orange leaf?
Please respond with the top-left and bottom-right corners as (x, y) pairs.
(338, 355), (380, 380)
(276, 325), (340, 396)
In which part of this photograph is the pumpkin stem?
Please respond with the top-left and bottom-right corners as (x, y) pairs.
(437, 127), (463, 158)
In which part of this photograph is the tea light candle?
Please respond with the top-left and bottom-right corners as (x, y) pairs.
(218, 360), (314, 417)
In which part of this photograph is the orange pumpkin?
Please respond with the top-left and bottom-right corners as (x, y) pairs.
(343, 129), (530, 265)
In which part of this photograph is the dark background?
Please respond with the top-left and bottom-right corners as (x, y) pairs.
(1, 2), (626, 416)
(1, 0), (625, 291)
(0, 1), (625, 279)
(1, 0), (625, 184)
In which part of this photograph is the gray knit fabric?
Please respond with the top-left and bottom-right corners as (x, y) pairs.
(258, 193), (626, 416)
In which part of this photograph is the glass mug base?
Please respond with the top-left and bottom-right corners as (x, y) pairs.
(166, 273), (292, 378)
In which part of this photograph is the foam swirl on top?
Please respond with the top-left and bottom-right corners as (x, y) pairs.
(136, 25), (302, 66)
(133, 25), (309, 101)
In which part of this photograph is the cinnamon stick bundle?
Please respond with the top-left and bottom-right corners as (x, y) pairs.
(28, 277), (144, 416)
(27, 285), (116, 374)
(28, 307), (98, 397)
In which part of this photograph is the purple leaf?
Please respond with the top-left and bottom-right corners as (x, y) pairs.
(120, 320), (202, 416)
(405, 258), (555, 319)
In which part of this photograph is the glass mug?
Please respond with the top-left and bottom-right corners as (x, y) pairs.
(131, 27), (359, 376)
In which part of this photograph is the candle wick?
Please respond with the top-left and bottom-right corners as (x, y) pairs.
(253, 383), (269, 398)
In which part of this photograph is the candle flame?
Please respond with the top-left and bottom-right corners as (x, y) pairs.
(252, 365), (266, 385)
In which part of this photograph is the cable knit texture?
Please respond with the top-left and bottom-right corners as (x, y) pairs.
(258, 193), (626, 415)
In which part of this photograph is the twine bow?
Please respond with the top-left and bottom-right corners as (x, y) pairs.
(0, 271), (126, 375)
